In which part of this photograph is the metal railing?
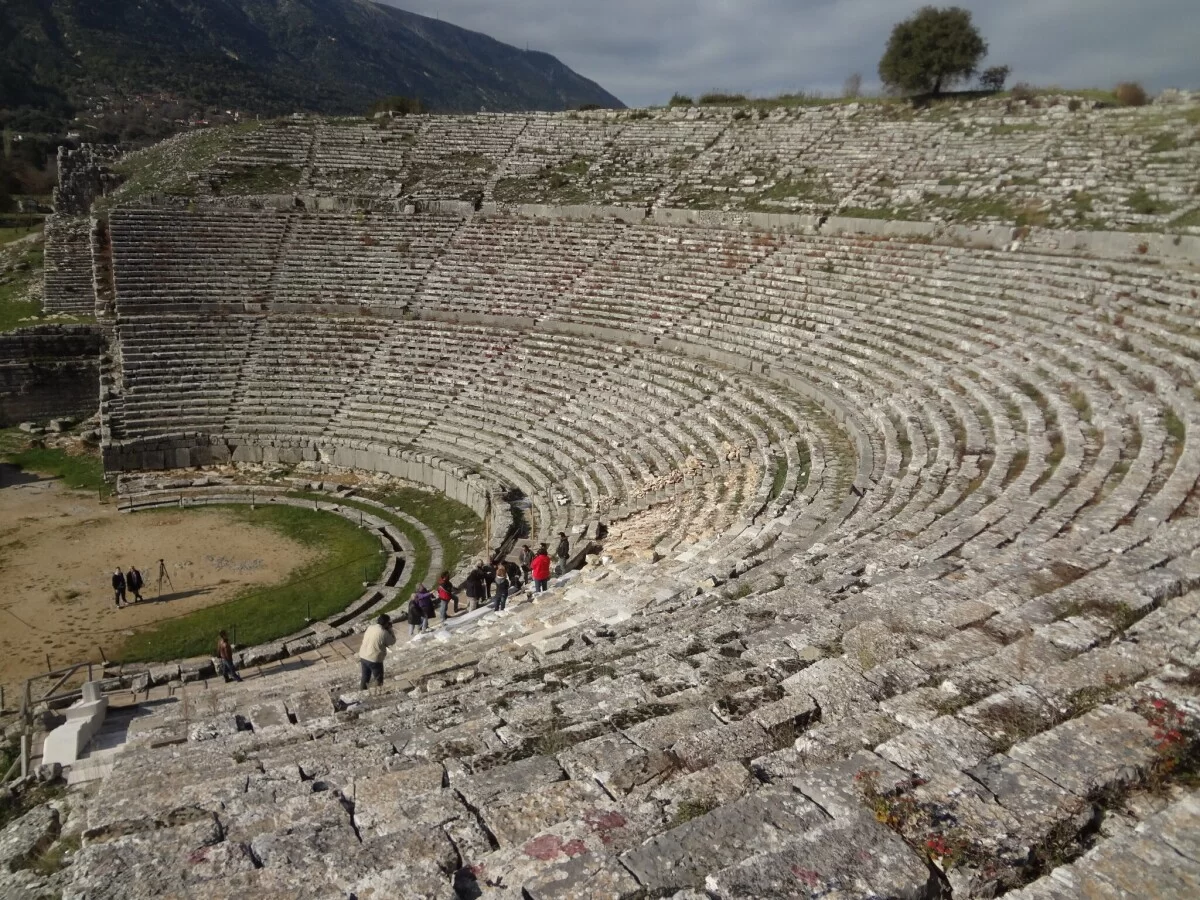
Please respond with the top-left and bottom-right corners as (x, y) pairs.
(2, 661), (106, 785)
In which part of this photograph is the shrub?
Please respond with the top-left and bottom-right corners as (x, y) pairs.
(1011, 82), (1036, 102)
(669, 93), (694, 107)
(699, 92), (747, 105)
(843, 73), (863, 98)
(979, 65), (1010, 92)
(1115, 82), (1148, 106)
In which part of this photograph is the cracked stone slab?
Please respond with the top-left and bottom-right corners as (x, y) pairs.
(875, 715), (996, 774)
(620, 786), (829, 891)
(671, 719), (773, 770)
(623, 707), (722, 750)
(454, 754), (565, 808)
(522, 849), (643, 900)
(650, 760), (754, 820)
(706, 813), (936, 900)
(350, 762), (445, 802)
(792, 750), (908, 820)
(481, 779), (609, 846)
(966, 754), (1084, 839)
(354, 786), (472, 841)
(0, 805), (59, 873)
(780, 657), (876, 721)
(1007, 705), (1159, 797)
(557, 731), (646, 785)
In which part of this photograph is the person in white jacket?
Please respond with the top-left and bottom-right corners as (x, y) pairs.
(358, 613), (396, 689)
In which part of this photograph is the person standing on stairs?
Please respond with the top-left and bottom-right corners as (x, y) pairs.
(492, 561), (510, 611)
(555, 531), (571, 577)
(519, 544), (534, 583)
(216, 630), (242, 683)
(464, 564), (486, 611)
(436, 571), (456, 623)
(531, 545), (552, 593)
(359, 613), (396, 689)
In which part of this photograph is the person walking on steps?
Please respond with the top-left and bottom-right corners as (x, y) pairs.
(216, 630), (242, 683)
(112, 568), (127, 608)
(464, 564), (485, 611)
(359, 614), (396, 690)
(555, 531), (571, 577)
(127, 565), (144, 603)
(436, 571), (455, 624)
(531, 545), (551, 594)
(492, 561), (511, 611)
(416, 584), (436, 632)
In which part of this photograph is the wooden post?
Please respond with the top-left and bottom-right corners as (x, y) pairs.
(19, 734), (28, 779)
(98, 645), (108, 664)
(45, 653), (52, 674)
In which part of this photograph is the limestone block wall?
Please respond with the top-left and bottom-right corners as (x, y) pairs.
(102, 434), (491, 521)
(0, 325), (102, 426)
(52, 144), (122, 215)
(42, 215), (97, 314)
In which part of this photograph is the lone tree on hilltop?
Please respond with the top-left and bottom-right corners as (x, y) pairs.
(979, 65), (1011, 92)
(879, 6), (988, 96)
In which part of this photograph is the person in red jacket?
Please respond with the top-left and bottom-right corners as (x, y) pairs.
(530, 544), (552, 594)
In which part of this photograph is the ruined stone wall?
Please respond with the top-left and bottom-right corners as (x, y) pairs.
(52, 144), (122, 215)
(0, 325), (102, 426)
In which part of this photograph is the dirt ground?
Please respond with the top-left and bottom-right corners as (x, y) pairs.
(0, 469), (317, 698)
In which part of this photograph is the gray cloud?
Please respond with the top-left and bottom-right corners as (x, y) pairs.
(383, 0), (1199, 107)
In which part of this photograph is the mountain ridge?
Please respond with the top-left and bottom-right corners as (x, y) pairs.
(0, 0), (623, 132)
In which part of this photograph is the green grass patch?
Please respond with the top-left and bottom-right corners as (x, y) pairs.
(0, 223), (44, 245)
(217, 164), (302, 195)
(104, 121), (263, 205)
(117, 504), (385, 662)
(768, 456), (788, 504)
(1165, 408), (1186, 443)
(0, 430), (108, 494)
(1127, 186), (1175, 216)
(1170, 207), (1200, 229)
(372, 486), (483, 575)
(287, 488), (483, 614)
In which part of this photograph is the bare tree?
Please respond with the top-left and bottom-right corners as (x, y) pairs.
(843, 72), (863, 99)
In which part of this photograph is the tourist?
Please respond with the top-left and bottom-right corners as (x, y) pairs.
(358, 614), (396, 689)
(531, 545), (551, 593)
(519, 543), (534, 582)
(216, 630), (242, 683)
(492, 560), (510, 611)
(112, 568), (126, 608)
(464, 564), (485, 611)
(482, 555), (497, 599)
(416, 583), (436, 631)
(127, 565), (144, 603)
(555, 531), (571, 576)
(436, 571), (455, 623)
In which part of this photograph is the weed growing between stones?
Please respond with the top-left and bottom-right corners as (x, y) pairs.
(1135, 696), (1200, 791)
(670, 798), (718, 826)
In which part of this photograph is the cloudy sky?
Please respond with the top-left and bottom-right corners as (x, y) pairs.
(385, 0), (1199, 107)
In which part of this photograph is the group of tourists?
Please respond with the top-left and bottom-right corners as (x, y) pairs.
(111, 565), (144, 607)
(357, 533), (576, 688)
(111, 558), (172, 608)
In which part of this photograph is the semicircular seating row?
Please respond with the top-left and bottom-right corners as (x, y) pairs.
(104, 207), (1200, 573)
(56, 204), (1200, 899)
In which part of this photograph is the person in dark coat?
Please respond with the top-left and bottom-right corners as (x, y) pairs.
(127, 566), (144, 603)
(482, 556), (497, 600)
(407, 592), (425, 636)
(112, 568), (127, 608)
(554, 532), (571, 576)
(464, 565), (485, 611)
(519, 544), (534, 582)
(415, 584), (436, 632)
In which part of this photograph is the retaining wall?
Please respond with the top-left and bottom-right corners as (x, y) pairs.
(0, 325), (102, 427)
